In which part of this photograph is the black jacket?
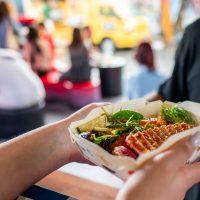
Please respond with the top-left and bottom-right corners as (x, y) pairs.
(159, 18), (200, 103)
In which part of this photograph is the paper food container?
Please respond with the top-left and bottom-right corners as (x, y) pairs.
(69, 100), (200, 179)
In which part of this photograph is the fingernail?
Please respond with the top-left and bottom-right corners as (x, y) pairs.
(191, 131), (200, 147)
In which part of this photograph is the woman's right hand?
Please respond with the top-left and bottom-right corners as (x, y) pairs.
(117, 134), (200, 200)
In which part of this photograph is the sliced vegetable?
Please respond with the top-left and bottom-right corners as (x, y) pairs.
(77, 115), (107, 133)
(92, 127), (112, 136)
(111, 110), (143, 122)
(161, 105), (195, 124)
(107, 123), (127, 128)
(107, 122), (143, 134)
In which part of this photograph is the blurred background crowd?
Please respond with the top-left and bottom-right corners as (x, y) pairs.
(0, 0), (200, 139)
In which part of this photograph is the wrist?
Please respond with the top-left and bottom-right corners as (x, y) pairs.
(60, 116), (88, 163)
(57, 117), (80, 163)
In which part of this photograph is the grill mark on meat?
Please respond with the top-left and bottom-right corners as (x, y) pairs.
(136, 132), (154, 150)
(126, 123), (192, 154)
(142, 131), (158, 148)
(146, 129), (162, 146)
(126, 134), (148, 154)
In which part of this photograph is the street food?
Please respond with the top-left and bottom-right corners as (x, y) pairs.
(76, 103), (197, 160)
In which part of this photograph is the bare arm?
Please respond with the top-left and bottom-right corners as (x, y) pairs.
(0, 103), (105, 200)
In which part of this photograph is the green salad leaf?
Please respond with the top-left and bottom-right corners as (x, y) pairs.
(161, 105), (195, 124)
(93, 135), (118, 151)
(107, 123), (127, 128)
(93, 135), (117, 144)
(111, 110), (143, 122)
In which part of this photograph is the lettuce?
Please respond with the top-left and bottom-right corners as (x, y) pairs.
(161, 105), (195, 124)
(111, 110), (143, 122)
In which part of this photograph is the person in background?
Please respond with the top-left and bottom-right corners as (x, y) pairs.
(145, 17), (200, 104)
(145, 0), (200, 103)
(144, 18), (200, 200)
(82, 26), (93, 52)
(0, 1), (19, 50)
(23, 26), (51, 77)
(37, 22), (55, 66)
(124, 42), (166, 100)
(60, 28), (91, 83)
(0, 102), (200, 200)
(81, 26), (101, 68)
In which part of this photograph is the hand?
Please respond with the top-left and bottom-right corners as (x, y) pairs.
(0, 102), (109, 200)
(117, 134), (200, 200)
(64, 102), (110, 163)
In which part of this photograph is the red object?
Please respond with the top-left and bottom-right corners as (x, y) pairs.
(18, 16), (35, 25)
(41, 71), (101, 108)
(128, 170), (134, 175)
(113, 146), (137, 159)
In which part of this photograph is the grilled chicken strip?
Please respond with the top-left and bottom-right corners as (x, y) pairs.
(125, 123), (193, 154)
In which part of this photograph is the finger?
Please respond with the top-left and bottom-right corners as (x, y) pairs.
(153, 137), (194, 170)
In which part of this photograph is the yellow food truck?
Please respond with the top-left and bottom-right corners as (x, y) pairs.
(87, 0), (151, 49)
(20, 0), (151, 49)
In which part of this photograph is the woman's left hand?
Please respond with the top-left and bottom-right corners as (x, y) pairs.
(64, 102), (110, 163)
